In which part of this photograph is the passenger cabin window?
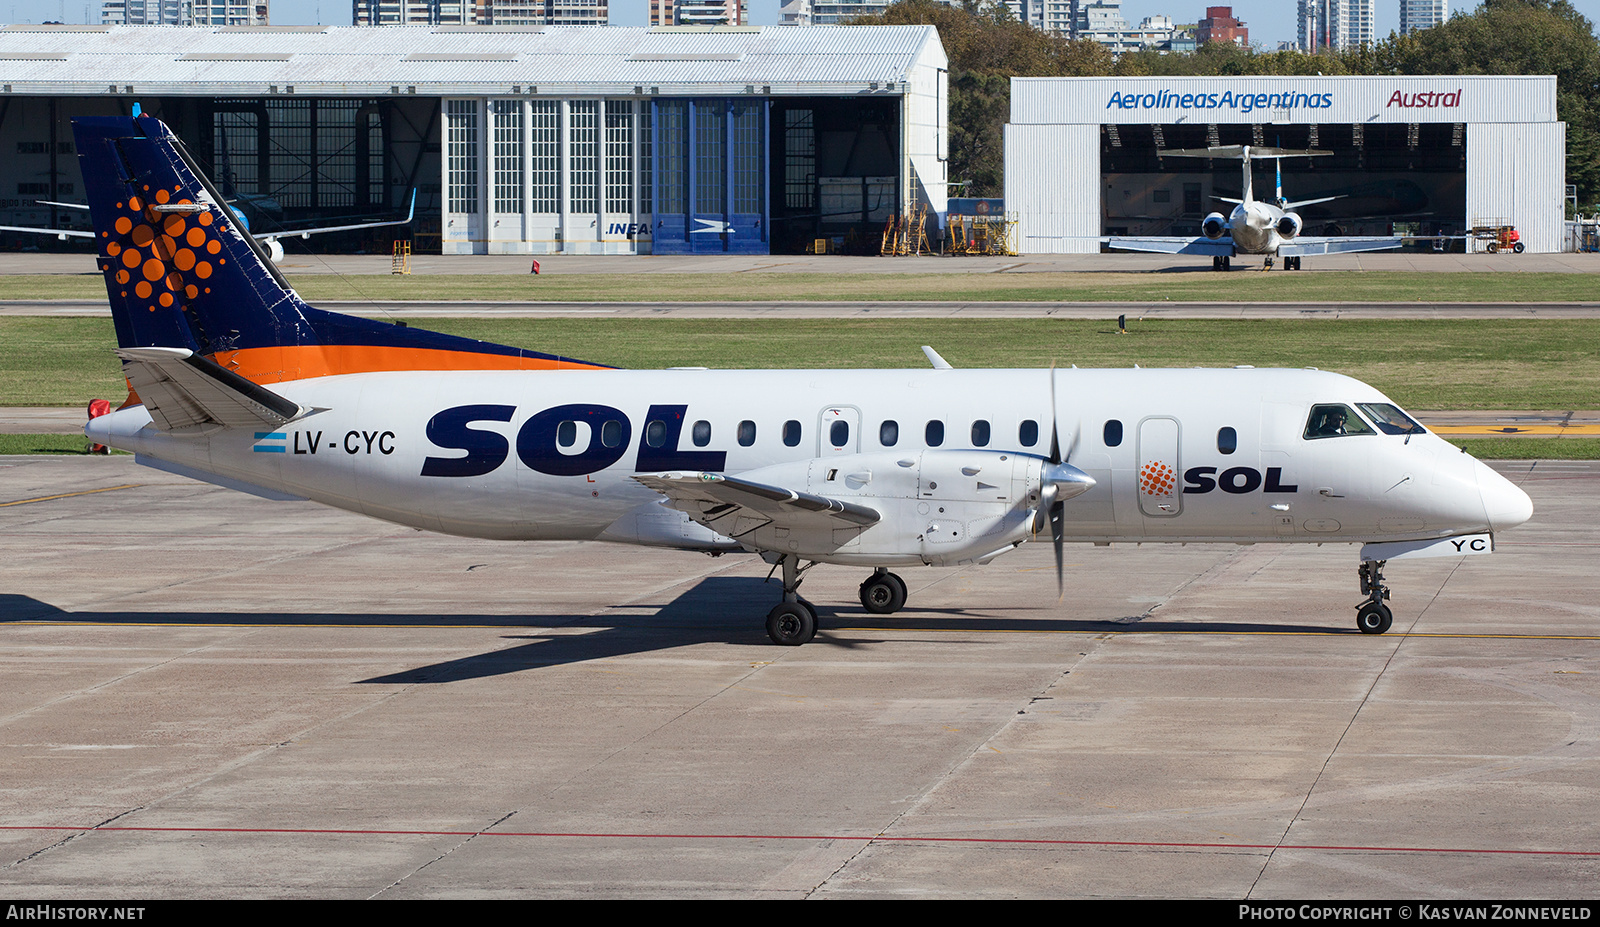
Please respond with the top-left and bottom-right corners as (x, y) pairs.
(1303, 404), (1375, 440)
(925, 420), (945, 447)
(971, 420), (990, 447)
(879, 420), (899, 447)
(1356, 403), (1426, 436)
(644, 419), (667, 448)
(1103, 420), (1123, 447)
(829, 420), (850, 447)
(1217, 427), (1237, 455)
(556, 420), (578, 449)
(692, 420), (712, 447)
(1019, 420), (1039, 447)
(601, 419), (625, 448)
(737, 420), (757, 447)
(783, 420), (802, 447)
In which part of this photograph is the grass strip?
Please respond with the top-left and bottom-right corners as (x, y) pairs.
(0, 434), (125, 455)
(3, 270), (1600, 304)
(3, 316), (1596, 411)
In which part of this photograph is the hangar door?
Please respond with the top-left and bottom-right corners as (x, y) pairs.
(652, 98), (769, 255)
(1098, 122), (1467, 243)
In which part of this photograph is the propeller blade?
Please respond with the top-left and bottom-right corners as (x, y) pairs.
(1051, 500), (1065, 598)
(1048, 363), (1060, 465)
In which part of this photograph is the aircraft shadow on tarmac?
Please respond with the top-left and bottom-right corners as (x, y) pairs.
(1, 579), (1345, 684)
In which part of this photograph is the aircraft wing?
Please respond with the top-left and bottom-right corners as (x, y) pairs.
(117, 346), (306, 434)
(253, 189), (416, 242)
(1107, 237), (1235, 256)
(1278, 237), (1404, 257)
(633, 471), (880, 540)
(0, 224), (92, 240)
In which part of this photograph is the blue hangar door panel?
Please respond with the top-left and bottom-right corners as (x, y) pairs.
(653, 98), (769, 255)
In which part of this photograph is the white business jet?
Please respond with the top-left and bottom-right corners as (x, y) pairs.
(2, 191), (414, 264)
(78, 115), (1531, 645)
(1108, 145), (1406, 271)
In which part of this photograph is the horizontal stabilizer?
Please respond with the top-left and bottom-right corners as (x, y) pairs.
(117, 346), (306, 434)
(1278, 236), (1404, 257)
(0, 224), (92, 240)
(1108, 237), (1235, 256)
(634, 471), (880, 540)
(1282, 195), (1341, 210)
(1162, 146), (1332, 160)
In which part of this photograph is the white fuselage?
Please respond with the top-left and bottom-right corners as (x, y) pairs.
(88, 366), (1530, 568)
(1228, 200), (1287, 255)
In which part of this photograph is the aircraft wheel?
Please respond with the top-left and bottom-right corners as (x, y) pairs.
(884, 571), (908, 605)
(1356, 602), (1393, 635)
(1222, 256), (1231, 270)
(767, 602), (816, 646)
(859, 573), (907, 614)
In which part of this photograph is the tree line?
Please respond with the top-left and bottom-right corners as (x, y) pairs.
(849, 0), (1600, 206)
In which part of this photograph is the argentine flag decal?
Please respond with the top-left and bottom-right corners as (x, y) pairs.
(253, 432), (287, 453)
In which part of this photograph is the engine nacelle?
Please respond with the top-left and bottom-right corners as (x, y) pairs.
(1201, 213), (1228, 240)
(727, 450), (1051, 567)
(1275, 213), (1303, 240)
(263, 237), (285, 264)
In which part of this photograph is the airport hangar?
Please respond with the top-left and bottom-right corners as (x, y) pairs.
(0, 23), (948, 256)
(1004, 75), (1567, 254)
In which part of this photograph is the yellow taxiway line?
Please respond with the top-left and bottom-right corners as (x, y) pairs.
(0, 484), (142, 507)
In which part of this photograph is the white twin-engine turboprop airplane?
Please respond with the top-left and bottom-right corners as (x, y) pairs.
(79, 115), (1532, 645)
(1108, 145), (1406, 271)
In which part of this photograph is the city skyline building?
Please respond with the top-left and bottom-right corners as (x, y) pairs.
(1399, 0), (1446, 34)
(102, 0), (268, 24)
(1196, 5), (1245, 45)
(1298, 0), (1375, 51)
(650, 0), (745, 26)
(352, 0), (605, 26)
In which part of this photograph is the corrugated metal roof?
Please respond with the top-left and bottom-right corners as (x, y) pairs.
(0, 24), (944, 96)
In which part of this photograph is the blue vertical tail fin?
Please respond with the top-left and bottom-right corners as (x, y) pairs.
(74, 114), (606, 385)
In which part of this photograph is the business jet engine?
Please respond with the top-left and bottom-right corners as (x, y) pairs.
(1275, 213), (1303, 240)
(1201, 212), (1228, 240)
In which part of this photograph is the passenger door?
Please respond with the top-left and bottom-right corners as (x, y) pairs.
(1137, 416), (1182, 518)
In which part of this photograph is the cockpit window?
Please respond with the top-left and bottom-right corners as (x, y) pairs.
(1356, 403), (1426, 436)
(1303, 404), (1375, 440)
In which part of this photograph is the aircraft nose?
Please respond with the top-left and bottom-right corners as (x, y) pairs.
(1476, 460), (1533, 533)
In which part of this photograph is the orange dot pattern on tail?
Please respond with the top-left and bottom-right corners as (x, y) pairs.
(1139, 461), (1176, 497)
(101, 184), (228, 316)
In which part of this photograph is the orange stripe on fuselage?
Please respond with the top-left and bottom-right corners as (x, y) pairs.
(208, 344), (608, 385)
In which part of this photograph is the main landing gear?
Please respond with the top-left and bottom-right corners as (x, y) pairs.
(1356, 559), (1393, 634)
(1284, 256), (1303, 271)
(764, 560), (913, 646)
(858, 568), (908, 615)
(1211, 255), (1232, 271)
(765, 553), (818, 646)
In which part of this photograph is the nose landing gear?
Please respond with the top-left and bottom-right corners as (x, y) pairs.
(1356, 559), (1393, 634)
